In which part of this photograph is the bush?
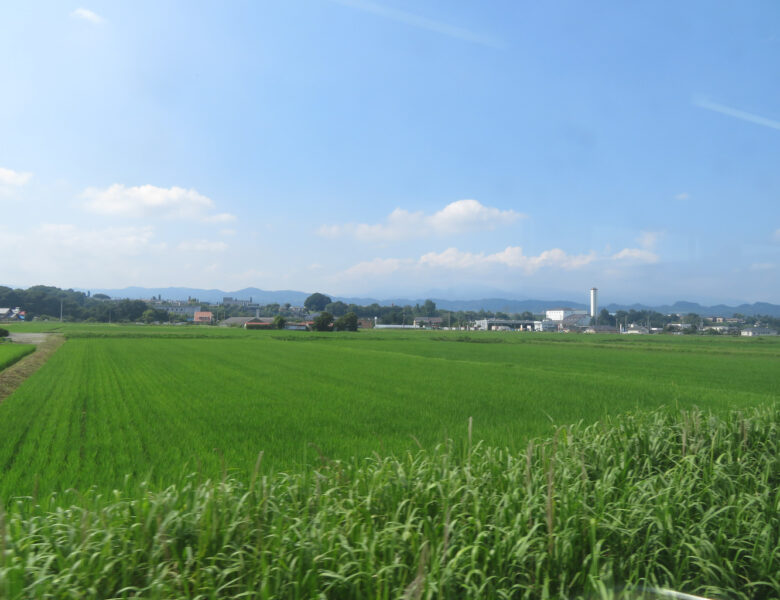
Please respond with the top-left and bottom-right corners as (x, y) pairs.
(333, 312), (358, 331)
(311, 311), (334, 331)
(0, 327), (9, 338)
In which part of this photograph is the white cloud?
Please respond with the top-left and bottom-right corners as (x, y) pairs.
(637, 231), (663, 250)
(342, 257), (410, 278)
(675, 192), (690, 201)
(82, 184), (235, 223)
(38, 223), (159, 254)
(177, 240), (227, 252)
(319, 199), (524, 242)
(71, 8), (104, 24)
(749, 262), (775, 271)
(342, 246), (595, 281)
(611, 248), (659, 263)
(774, 228), (780, 242)
(0, 167), (32, 186)
(419, 246), (596, 273)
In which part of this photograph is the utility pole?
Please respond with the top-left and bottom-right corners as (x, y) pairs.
(59, 300), (63, 322)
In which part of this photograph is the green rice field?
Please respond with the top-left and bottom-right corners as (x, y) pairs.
(0, 343), (35, 371)
(0, 326), (777, 498)
(0, 324), (778, 598)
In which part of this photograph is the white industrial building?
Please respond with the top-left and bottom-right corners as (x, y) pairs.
(545, 308), (587, 321)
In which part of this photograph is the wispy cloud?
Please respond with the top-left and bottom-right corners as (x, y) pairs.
(694, 97), (780, 132)
(342, 245), (596, 279)
(340, 240), (660, 281)
(675, 192), (690, 201)
(320, 199), (524, 242)
(749, 262), (775, 271)
(331, 0), (502, 48)
(71, 8), (105, 24)
(611, 248), (659, 263)
(0, 167), (32, 186)
(82, 184), (236, 223)
(177, 240), (228, 252)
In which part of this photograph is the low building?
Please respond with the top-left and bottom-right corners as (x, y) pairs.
(151, 302), (200, 317)
(220, 316), (256, 327)
(584, 325), (619, 334)
(357, 318), (373, 329)
(194, 311), (213, 323)
(546, 308), (587, 321)
(560, 313), (592, 330)
(534, 320), (558, 332)
(623, 325), (649, 334)
(473, 318), (535, 331)
(0, 307), (24, 321)
(741, 327), (777, 337)
(244, 318), (275, 329)
(413, 317), (443, 329)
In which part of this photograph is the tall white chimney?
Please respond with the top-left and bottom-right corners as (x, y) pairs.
(590, 287), (598, 318)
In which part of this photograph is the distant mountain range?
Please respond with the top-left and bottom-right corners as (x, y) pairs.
(79, 286), (780, 317)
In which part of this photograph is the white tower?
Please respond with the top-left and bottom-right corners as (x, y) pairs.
(590, 287), (598, 318)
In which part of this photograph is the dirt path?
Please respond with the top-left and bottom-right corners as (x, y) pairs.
(0, 334), (66, 403)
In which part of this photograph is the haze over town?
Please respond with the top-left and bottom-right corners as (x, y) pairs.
(1, 1), (778, 304)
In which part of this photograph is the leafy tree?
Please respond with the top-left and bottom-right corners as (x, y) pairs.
(324, 301), (348, 317)
(93, 293), (111, 300)
(0, 328), (8, 338)
(333, 312), (358, 331)
(311, 312), (334, 331)
(273, 315), (287, 329)
(598, 308), (615, 327)
(304, 293), (332, 312)
(423, 299), (437, 317)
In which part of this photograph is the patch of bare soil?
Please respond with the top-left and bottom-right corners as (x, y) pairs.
(0, 334), (65, 403)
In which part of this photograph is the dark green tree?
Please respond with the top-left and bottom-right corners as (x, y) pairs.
(273, 315), (287, 329)
(311, 312), (334, 331)
(333, 312), (358, 331)
(304, 293), (332, 312)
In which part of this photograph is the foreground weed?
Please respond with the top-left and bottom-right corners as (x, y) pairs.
(0, 405), (777, 599)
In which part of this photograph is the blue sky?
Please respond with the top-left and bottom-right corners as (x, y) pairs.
(1, 1), (778, 303)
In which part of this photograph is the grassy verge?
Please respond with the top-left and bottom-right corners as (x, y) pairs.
(1, 405), (777, 599)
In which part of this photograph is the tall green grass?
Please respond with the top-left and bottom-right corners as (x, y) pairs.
(0, 406), (776, 599)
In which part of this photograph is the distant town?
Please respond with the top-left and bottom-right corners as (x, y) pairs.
(1, 284), (778, 337)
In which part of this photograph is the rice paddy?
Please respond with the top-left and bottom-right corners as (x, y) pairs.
(0, 327), (776, 497)
(0, 343), (34, 372)
(0, 326), (777, 598)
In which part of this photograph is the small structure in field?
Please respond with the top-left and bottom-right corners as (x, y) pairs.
(194, 311), (213, 323)
(220, 316), (256, 327)
(741, 327), (777, 337)
(413, 317), (443, 329)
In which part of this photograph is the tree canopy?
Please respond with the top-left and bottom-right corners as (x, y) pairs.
(333, 312), (358, 332)
(304, 293), (332, 312)
(311, 312), (334, 331)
